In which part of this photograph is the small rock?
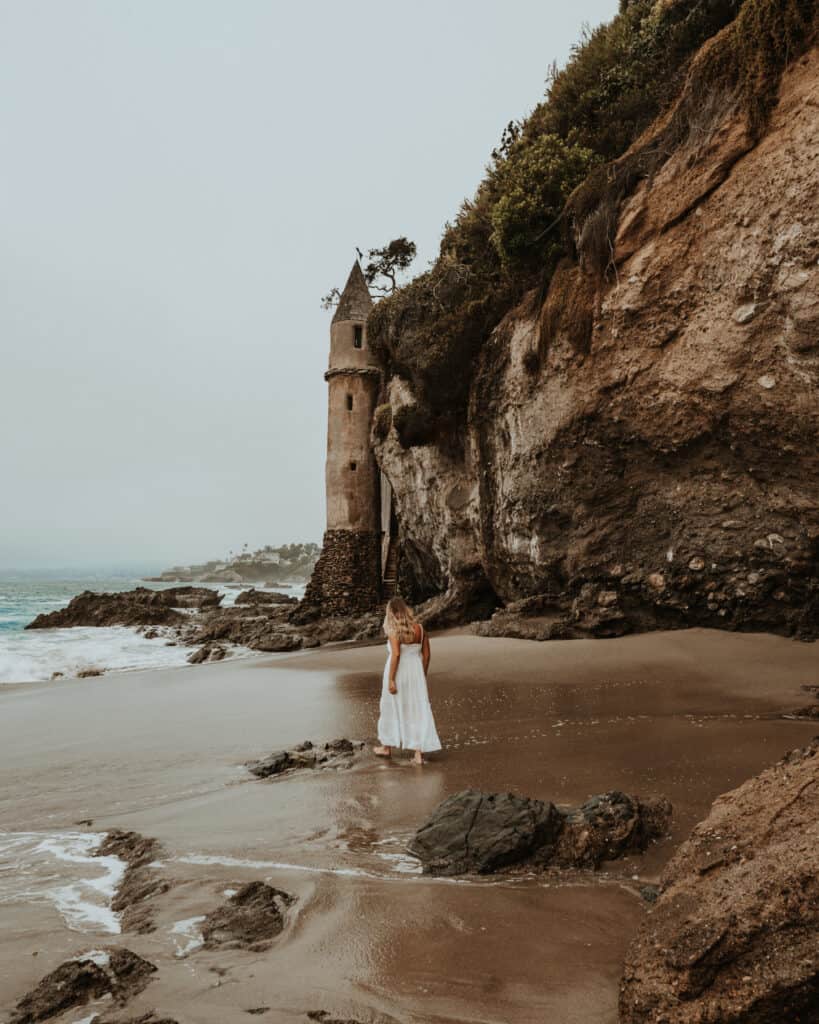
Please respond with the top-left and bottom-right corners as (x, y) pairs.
(733, 303), (758, 324)
(757, 374), (776, 389)
(722, 520), (742, 530)
(77, 668), (104, 678)
(248, 751), (293, 778)
(598, 591), (619, 607)
(688, 557), (705, 571)
(187, 643), (227, 664)
(647, 573), (666, 591)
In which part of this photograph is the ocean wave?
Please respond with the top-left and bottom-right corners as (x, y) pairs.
(0, 626), (193, 684)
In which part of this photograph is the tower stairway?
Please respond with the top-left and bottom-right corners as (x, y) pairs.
(382, 538), (400, 599)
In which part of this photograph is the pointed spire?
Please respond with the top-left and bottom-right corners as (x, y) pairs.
(332, 261), (373, 324)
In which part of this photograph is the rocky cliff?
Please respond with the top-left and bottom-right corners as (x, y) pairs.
(619, 740), (819, 1023)
(372, 20), (819, 640)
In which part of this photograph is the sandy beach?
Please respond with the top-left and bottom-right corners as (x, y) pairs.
(1, 628), (817, 1024)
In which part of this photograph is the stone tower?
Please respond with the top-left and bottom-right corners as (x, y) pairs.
(299, 262), (383, 618)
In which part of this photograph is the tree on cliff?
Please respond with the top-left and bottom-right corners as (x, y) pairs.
(321, 237), (416, 309)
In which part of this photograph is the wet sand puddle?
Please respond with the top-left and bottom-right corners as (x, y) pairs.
(1, 629), (817, 1023)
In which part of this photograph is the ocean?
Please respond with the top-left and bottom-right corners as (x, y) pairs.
(0, 569), (305, 685)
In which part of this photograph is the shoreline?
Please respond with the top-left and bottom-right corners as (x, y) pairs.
(2, 627), (818, 1023)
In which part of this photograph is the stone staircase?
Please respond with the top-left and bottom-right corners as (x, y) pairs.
(382, 538), (400, 599)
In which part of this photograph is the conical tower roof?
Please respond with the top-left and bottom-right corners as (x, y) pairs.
(332, 261), (373, 323)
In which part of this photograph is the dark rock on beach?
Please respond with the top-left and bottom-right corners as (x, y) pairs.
(186, 643), (227, 664)
(408, 789), (671, 876)
(10, 948), (156, 1024)
(235, 588), (298, 606)
(201, 881), (296, 952)
(620, 741), (819, 1024)
(26, 587), (220, 630)
(247, 739), (363, 779)
(96, 831), (170, 934)
(409, 791), (564, 875)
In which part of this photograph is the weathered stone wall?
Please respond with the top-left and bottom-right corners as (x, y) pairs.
(296, 529), (382, 620)
(325, 369), (381, 531)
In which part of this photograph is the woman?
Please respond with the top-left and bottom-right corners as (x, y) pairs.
(374, 596), (441, 765)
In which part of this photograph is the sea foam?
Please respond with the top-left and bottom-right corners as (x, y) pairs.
(0, 831), (125, 933)
(0, 625), (193, 684)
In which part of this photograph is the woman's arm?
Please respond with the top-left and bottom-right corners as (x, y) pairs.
(388, 635), (400, 694)
(422, 629), (431, 676)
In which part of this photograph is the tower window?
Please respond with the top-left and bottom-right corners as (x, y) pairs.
(349, 461), (357, 471)
(353, 325), (363, 349)
(346, 394), (353, 411)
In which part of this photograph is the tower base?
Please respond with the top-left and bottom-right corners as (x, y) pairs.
(296, 529), (382, 621)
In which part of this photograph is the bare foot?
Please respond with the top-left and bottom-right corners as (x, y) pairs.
(373, 746), (391, 758)
(413, 752), (425, 765)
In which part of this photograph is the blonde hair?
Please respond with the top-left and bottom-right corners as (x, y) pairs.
(383, 596), (418, 643)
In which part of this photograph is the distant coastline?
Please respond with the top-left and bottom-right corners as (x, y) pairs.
(143, 542), (319, 587)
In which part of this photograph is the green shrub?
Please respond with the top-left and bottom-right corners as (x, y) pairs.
(489, 135), (598, 269)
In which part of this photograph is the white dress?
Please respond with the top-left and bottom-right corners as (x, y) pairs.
(377, 627), (442, 752)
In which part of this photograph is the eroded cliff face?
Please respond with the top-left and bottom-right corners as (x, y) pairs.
(374, 46), (819, 638)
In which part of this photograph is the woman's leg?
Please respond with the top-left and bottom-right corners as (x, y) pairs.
(374, 745), (391, 757)
(413, 749), (425, 765)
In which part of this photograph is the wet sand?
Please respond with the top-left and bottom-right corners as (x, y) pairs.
(0, 628), (817, 1023)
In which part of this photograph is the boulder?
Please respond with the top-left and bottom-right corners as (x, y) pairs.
(408, 788), (671, 876)
(408, 790), (564, 875)
(620, 741), (819, 1023)
(554, 791), (673, 869)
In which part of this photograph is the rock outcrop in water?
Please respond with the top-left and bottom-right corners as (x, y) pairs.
(371, 40), (819, 642)
(24, 583), (383, 660)
(96, 830), (170, 934)
(619, 740), (819, 1024)
(10, 949), (156, 1024)
(408, 789), (671, 875)
(26, 587), (220, 629)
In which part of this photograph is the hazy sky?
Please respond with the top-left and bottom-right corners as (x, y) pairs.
(1, 0), (618, 569)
